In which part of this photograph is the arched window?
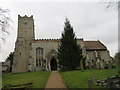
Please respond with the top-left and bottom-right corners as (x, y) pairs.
(36, 47), (43, 66)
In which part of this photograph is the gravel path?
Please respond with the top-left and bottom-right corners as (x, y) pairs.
(45, 71), (67, 88)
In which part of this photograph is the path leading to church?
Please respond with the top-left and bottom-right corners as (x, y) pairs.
(45, 71), (67, 88)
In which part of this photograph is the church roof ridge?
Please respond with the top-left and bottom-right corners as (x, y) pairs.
(84, 40), (107, 50)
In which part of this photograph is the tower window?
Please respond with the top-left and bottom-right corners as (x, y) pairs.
(20, 52), (21, 55)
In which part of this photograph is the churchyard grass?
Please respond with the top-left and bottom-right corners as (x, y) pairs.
(61, 69), (117, 88)
(2, 71), (50, 88)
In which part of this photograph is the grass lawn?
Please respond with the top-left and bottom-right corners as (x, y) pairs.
(2, 71), (50, 88)
(60, 69), (117, 88)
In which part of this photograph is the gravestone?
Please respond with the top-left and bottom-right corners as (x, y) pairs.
(88, 62), (91, 69)
(100, 61), (104, 69)
(96, 61), (100, 69)
(80, 60), (84, 71)
(92, 77), (96, 85)
(106, 78), (114, 88)
(88, 79), (93, 88)
(108, 61), (112, 69)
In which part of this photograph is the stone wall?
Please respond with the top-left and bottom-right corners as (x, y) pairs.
(30, 40), (59, 71)
(86, 50), (112, 69)
(30, 39), (84, 71)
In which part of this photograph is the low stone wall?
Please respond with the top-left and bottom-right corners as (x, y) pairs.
(96, 75), (120, 88)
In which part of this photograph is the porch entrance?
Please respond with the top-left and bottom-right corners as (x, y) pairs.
(50, 58), (57, 71)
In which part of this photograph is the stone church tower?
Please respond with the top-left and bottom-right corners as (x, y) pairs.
(12, 15), (35, 73)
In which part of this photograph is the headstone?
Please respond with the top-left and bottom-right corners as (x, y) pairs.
(80, 60), (84, 71)
(96, 61), (100, 69)
(108, 61), (112, 69)
(93, 61), (96, 69)
(88, 79), (93, 88)
(92, 77), (96, 85)
(106, 78), (114, 88)
(100, 61), (104, 69)
(88, 62), (91, 69)
(102, 59), (105, 69)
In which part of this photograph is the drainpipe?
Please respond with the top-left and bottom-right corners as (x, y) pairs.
(46, 58), (48, 70)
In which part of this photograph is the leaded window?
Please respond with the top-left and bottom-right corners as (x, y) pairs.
(36, 47), (43, 66)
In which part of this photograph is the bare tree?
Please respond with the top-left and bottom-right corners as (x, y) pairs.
(106, 0), (119, 9)
(0, 7), (12, 42)
(105, 0), (120, 76)
(100, 0), (119, 11)
(0, 7), (12, 54)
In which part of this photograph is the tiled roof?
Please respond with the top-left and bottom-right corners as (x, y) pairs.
(84, 41), (107, 51)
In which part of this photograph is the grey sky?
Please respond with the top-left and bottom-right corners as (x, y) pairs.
(0, 1), (118, 62)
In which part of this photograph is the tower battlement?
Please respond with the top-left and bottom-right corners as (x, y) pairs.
(17, 14), (35, 39)
(18, 15), (33, 20)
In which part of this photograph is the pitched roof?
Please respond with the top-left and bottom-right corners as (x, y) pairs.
(32, 39), (107, 51)
(84, 41), (107, 51)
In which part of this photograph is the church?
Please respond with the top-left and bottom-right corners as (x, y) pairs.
(12, 15), (112, 73)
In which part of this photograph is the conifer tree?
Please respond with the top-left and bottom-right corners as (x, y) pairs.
(58, 18), (83, 70)
(5, 52), (14, 72)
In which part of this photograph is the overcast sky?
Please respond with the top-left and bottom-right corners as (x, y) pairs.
(0, 0), (118, 62)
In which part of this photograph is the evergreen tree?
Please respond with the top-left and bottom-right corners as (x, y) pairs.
(58, 18), (83, 71)
(5, 52), (14, 72)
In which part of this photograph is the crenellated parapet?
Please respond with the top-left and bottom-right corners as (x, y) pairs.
(32, 38), (60, 43)
(18, 15), (33, 20)
(32, 38), (84, 43)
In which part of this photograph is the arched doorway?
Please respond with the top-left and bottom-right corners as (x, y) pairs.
(50, 58), (57, 71)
